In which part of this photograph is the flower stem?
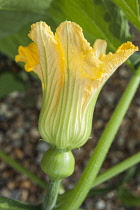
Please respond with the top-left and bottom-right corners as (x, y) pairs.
(0, 149), (47, 189)
(58, 68), (140, 210)
(92, 152), (140, 188)
(42, 179), (61, 210)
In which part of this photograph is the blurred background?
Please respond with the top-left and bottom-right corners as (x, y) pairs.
(0, 0), (140, 209)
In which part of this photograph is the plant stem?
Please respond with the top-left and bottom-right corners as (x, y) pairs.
(58, 68), (140, 210)
(42, 179), (61, 210)
(92, 152), (140, 188)
(126, 59), (135, 72)
(57, 151), (140, 207)
(0, 149), (47, 189)
(0, 196), (41, 210)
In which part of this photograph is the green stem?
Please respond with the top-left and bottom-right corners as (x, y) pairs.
(42, 179), (61, 210)
(92, 152), (140, 188)
(0, 196), (41, 210)
(126, 59), (135, 72)
(57, 152), (140, 207)
(59, 68), (140, 210)
(0, 149), (47, 189)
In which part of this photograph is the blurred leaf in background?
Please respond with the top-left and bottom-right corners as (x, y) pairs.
(112, 0), (140, 31)
(117, 166), (140, 207)
(0, 0), (132, 58)
(0, 0), (54, 57)
(0, 72), (28, 98)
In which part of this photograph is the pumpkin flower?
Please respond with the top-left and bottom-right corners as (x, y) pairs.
(15, 21), (138, 150)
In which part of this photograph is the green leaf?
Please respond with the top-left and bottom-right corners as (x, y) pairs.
(118, 188), (140, 207)
(102, 0), (131, 41)
(47, 0), (131, 51)
(0, 0), (132, 58)
(0, 11), (43, 37)
(0, 196), (41, 210)
(129, 53), (140, 68)
(0, 72), (27, 98)
(0, 0), (52, 13)
(0, 0), (53, 37)
(0, 24), (31, 58)
(112, 0), (140, 30)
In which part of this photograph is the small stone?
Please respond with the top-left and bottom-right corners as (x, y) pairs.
(21, 189), (29, 201)
(7, 130), (20, 140)
(36, 141), (49, 152)
(23, 160), (30, 168)
(11, 189), (22, 200)
(0, 161), (6, 170)
(95, 120), (104, 129)
(117, 137), (125, 147)
(8, 181), (16, 190)
(36, 153), (43, 164)
(0, 133), (4, 143)
(13, 138), (22, 147)
(13, 148), (24, 159)
(0, 104), (14, 119)
(119, 68), (129, 78)
(0, 188), (11, 197)
(9, 91), (20, 99)
(107, 191), (115, 199)
(3, 170), (15, 178)
(105, 92), (115, 104)
(30, 128), (40, 138)
(20, 180), (32, 189)
(36, 95), (42, 109)
(96, 200), (106, 209)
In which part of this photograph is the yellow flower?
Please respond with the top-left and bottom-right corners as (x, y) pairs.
(15, 21), (138, 150)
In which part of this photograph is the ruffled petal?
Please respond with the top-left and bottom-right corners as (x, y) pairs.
(55, 21), (102, 80)
(15, 42), (39, 72)
(28, 21), (64, 91)
(93, 39), (107, 58)
(100, 42), (138, 74)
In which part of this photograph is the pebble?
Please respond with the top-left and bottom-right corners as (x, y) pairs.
(20, 180), (32, 189)
(36, 141), (49, 152)
(117, 137), (125, 147)
(0, 133), (4, 143)
(36, 153), (43, 164)
(107, 191), (115, 199)
(95, 200), (106, 209)
(8, 131), (21, 140)
(105, 92), (116, 104)
(0, 162), (6, 170)
(0, 103), (15, 119)
(7, 181), (16, 190)
(30, 128), (40, 138)
(8, 91), (21, 99)
(11, 189), (22, 200)
(21, 189), (29, 201)
(0, 188), (11, 198)
(13, 148), (24, 159)
(119, 68), (129, 78)
(2, 170), (15, 179)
